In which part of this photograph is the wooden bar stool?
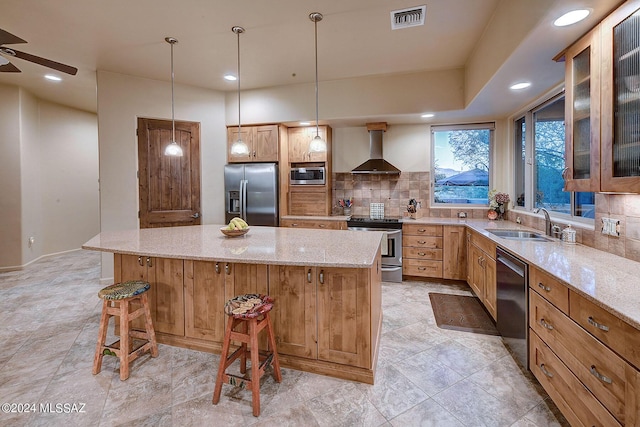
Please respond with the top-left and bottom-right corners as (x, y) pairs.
(92, 280), (158, 381)
(212, 294), (282, 417)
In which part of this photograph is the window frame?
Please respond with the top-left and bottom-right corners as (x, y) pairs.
(430, 122), (495, 207)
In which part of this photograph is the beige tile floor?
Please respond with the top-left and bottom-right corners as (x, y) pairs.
(0, 250), (568, 426)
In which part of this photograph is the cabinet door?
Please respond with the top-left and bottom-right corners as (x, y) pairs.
(307, 127), (328, 162)
(148, 257), (185, 336)
(288, 127), (311, 162)
(443, 226), (466, 280)
(268, 265), (318, 359)
(484, 255), (497, 320)
(227, 127), (254, 163)
(254, 125), (279, 162)
(289, 187), (328, 216)
(317, 267), (371, 368)
(601, 2), (640, 193)
(564, 27), (601, 192)
(468, 243), (485, 300)
(184, 260), (227, 342)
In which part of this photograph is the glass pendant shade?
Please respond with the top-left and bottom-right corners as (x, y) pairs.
(165, 37), (183, 157)
(309, 12), (326, 154)
(230, 138), (249, 155)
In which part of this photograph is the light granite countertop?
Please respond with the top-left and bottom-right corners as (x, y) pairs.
(82, 224), (381, 268)
(407, 217), (640, 330)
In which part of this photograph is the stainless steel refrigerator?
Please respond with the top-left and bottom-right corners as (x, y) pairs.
(224, 163), (279, 226)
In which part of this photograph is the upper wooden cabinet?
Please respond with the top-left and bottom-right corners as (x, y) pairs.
(564, 1), (640, 193)
(227, 124), (279, 163)
(288, 126), (331, 163)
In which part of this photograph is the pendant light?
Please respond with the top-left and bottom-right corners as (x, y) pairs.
(164, 37), (183, 157)
(230, 26), (250, 157)
(309, 12), (327, 153)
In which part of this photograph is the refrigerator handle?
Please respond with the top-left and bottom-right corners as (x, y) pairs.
(241, 179), (248, 220)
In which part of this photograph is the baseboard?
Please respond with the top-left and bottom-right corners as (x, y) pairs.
(0, 248), (85, 272)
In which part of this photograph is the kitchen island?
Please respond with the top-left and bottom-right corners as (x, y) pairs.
(83, 224), (383, 384)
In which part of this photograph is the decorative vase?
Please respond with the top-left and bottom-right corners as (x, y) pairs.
(487, 210), (498, 220)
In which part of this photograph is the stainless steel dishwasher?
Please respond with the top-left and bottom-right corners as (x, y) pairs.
(496, 248), (529, 369)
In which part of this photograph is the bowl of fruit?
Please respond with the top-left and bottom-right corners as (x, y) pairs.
(221, 217), (250, 237)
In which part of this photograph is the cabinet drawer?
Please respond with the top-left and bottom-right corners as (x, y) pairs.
(403, 224), (442, 236)
(529, 331), (623, 427)
(280, 219), (345, 230)
(403, 235), (442, 249)
(403, 259), (442, 278)
(570, 290), (640, 371)
(529, 266), (569, 314)
(530, 290), (634, 424)
(403, 246), (442, 261)
(469, 232), (495, 258)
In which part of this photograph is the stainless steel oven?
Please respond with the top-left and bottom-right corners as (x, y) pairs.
(347, 217), (402, 282)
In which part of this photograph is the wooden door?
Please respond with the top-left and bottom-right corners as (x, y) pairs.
(268, 265), (317, 359)
(254, 125), (279, 162)
(184, 260), (227, 342)
(137, 118), (201, 228)
(317, 267), (370, 368)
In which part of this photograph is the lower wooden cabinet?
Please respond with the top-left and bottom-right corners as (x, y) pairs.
(443, 226), (466, 280)
(466, 232), (496, 320)
(402, 224), (443, 278)
(184, 260), (227, 342)
(280, 218), (346, 230)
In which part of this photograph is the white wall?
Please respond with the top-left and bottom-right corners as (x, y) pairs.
(38, 100), (99, 255)
(96, 71), (226, 279)
(0, 84), (22, 268)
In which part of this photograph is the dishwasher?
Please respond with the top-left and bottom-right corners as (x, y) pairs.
(496, 247), (529, 369)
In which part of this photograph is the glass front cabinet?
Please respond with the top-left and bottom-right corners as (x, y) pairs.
(565, 0), (640, 193)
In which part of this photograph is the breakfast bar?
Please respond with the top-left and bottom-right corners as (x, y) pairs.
(83, 224), (383, 384)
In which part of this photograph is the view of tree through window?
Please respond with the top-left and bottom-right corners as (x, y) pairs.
(433, 125), (493, 204)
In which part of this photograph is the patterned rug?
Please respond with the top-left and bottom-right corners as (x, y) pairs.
(429, 293), (499, 336)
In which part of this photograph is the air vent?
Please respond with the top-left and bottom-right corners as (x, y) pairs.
(391, 6), (426, 30)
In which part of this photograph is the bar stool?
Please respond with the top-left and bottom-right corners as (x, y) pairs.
(92, 280), (158, 381)
(212, 294), (282, 417)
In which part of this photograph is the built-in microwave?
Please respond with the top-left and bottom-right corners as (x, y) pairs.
(290, 167), (325, 185)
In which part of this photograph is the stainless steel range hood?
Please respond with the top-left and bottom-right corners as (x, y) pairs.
(351, 122), (401, 175)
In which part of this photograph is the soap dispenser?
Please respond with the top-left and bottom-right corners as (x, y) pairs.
(562, 225), (576, 244)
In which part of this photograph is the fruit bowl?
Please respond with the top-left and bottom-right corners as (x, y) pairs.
(220, 226), (250, 237)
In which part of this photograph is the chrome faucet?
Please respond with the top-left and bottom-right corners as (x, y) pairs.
(534, 208), (552, 236)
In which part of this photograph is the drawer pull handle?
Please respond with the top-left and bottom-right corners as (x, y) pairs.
(138, 256), (144, 266)
(587, 316), (609, 332)
(307, 269), (312, 283)
(590, 365), (613, 384)
(318, 224), (326, 228)
(539, 363), (554, 378)
(225, 263), (231, 275)
(418, 240), (426, 244)
(291, 223), (298, 227)
(319, 270), (324, 284)
(418, 229), (426, 233)
(538, 282), (551, 292)
(418, 267), (426, 271)
(540, 318), (554, 330)
(146, 257), (152, 267)
(215, 262), (220, 274)
(418, 252), (426, 256)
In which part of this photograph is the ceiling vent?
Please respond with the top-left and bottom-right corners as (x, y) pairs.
(390, 6), (426, 30)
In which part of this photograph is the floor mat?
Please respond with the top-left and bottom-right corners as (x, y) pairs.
(428, 293), (499, 336)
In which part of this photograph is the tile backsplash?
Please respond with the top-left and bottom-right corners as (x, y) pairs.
(332, 172), (640, 264)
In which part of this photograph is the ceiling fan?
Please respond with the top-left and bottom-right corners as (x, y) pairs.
(0, 28), (77, 75)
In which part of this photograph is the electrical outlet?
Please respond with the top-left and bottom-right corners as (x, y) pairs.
(457, 212), (467, 218)
(601, 217), (620, 237)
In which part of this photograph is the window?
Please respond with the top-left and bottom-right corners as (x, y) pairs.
(432, 123), (494, 205)
(514, 93), (594, 220)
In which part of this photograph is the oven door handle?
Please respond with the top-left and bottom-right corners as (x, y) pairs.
(381, 266), (402, 272)
(384, 229), (402, 237)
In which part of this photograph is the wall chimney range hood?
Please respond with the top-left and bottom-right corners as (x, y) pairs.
(351, 122), (401, 174)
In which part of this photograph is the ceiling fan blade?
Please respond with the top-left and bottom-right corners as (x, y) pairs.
(0, 62), (21, 72)
(0, 29), (27, 46)
(10, 49), (77, 75)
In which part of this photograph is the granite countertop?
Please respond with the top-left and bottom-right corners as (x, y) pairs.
(408, 217), (640, 329)
(82, 224), (381, 268)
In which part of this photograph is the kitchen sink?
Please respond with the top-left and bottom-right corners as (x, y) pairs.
(486, 229), (552, 241)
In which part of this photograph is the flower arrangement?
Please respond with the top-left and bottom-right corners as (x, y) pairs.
(338, 198), (352, 208)
(488, 189), (510, 219)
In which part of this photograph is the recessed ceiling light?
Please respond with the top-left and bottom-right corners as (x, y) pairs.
(224, 74), (237, 81)
(299, 121), (311, 126)
(554, 9), (590, 27)
(421, 113), (434, 118)
(44, 74), (62, 82)
(510, 82), (531, 90)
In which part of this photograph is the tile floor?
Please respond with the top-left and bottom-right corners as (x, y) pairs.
(0, 250), (568, 426)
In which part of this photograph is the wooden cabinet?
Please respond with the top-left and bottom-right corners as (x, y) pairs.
(402, 224), (443, 278)
(289, 186), (330, 216)
(280, 218), (346, 230)
(563, 1), (640, 193)
(116, 254), (185, 336)
(288, 126), (330, 163)
(269, 263), (378, 371)
(184, 260), (228, 342)
(564, 26), (601, 192)
(529, 266), (640, 426)
(227, 124), (279, 163)
(466, 232), (496, 320)
(443, 225), (466, 280)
